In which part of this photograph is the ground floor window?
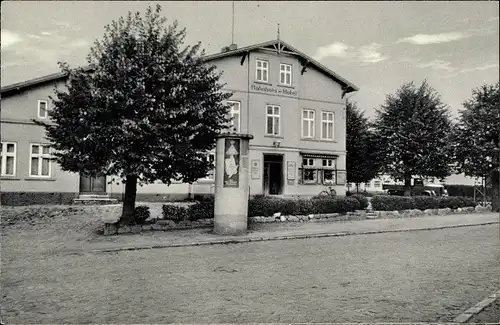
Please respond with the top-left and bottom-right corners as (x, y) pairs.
(298, 155), (342, 186)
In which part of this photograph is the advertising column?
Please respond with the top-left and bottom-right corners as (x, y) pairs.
(213, 133), (254, 235)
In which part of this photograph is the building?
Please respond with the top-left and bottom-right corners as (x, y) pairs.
(0, 39), (358, 205)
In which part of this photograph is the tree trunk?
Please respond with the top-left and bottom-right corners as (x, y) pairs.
(491, 170), (499, 213)
(120, 175), (138, 225)
(356, 183), (360, 193)
(404, 176), (412, 197)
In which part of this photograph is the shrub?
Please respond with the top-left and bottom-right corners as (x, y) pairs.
(351, 194), (369, 210)
(371, 195), (415, 211)
(371, 195), (477, 211)
(134, 205), (150, 225)
(162, 205), (189, 222)
(412, 196), (439, 210)
(188, 197), (215, 220)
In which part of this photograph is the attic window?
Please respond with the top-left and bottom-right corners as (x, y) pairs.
(38, 100), (48, 119)
(256, 59), (269, 82)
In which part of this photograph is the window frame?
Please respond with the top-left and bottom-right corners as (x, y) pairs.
(29, 144), (52, 178)
(0, 142), (17, 177)
(227, 100), (241, 133)
(266, 105), (281, 136)
(320, 111), (335, 141)
(301, 109), (315, 139)
(256, 59), (269, 82)
(38, 100), (49, 119)
(199, 152), (216, 181)
(280, 63), (292, 86)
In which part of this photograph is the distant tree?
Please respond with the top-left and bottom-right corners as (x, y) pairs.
(373, 81), (453, 196)
(34, 5), (232, 224)
(346, 101), (382, 192)
(451, 82), (499, 211)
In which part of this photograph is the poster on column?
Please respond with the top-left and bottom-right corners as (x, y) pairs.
(223, 139), (240, 188)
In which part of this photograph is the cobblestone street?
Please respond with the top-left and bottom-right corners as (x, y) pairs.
(2, 218), (499, 323)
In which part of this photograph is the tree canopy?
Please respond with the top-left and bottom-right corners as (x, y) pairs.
(346, 101), (381, 189)
(373, 80), (453, 195)
(35, 5), (232, 223)
(451, 82), (499, 211)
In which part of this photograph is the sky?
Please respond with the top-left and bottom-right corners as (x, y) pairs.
(1, 1), (499, 120)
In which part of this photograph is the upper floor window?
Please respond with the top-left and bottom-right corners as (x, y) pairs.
(374, 180), (382, 188)
(302, 109), (315, 138)
(266, 105), (280, 135)
(321, 111), (334, 141)
(322, 159), (336, 168)
(0, 142), (16, 176)
(280, 63), (292, 85)
(30, 144), (51, 177)
(256, 59), (269, 82)
(227, 101), (241, 133)
(38, 100), (48, 119)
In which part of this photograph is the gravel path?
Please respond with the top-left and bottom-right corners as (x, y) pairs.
(1, 204), (499, 323)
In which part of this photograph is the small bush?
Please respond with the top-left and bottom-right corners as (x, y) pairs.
(351, 194), (369, 210)
(371, 195), (415, 211)
(162, 205), (189, 222)
(134, 205), (150, 225)
(371, 195), (477, 211)
(188, 197), (215, 220)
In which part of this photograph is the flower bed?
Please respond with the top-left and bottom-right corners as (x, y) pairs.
(102, 195), (492, 236)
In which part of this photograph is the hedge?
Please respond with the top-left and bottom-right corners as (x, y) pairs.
(371, 195), (476, 211)
(163, 197), (215, 222)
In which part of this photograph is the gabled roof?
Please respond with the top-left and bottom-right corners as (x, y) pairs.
(204, 39), (359, 93)
(1, 39), (358, 96)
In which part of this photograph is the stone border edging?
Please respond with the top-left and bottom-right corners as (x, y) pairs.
(95, 221), (499, 253)
(452, 289), (500, 323)
(103, 205), (493, 236)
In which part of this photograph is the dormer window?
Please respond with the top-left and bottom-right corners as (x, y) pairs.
(256, 59), (269, 82)
(38, 100), (48, 119)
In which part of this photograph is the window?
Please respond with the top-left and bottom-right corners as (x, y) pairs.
(321, 111), (334, 140)
(374, 180), (381, 188)
(302, 158), (315, 167)
(280, 63), (292, 85)
(29, 144), (51, 177)
(302, 109), (315, 138)
(256, 59), (269, 82)
(205, 153), (216, 180)
(0, 142), (16, 176)
(323, 170), (336, 185)
(322, 159), (335, 168)
(365, 182), (370, 188)
(38, 100), (48, 119)
(266, 105), (280, 135)
(227, 101), (241, 133)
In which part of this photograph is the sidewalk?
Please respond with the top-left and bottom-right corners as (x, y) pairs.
(85, 212), (500, 253)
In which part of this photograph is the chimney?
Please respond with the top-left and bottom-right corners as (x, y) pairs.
(229, 43), (238, 51)
(221, 46), (230, 53)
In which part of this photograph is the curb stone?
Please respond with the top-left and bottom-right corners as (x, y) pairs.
(91, 221), (498, 254)
(453, 289), (500, 323)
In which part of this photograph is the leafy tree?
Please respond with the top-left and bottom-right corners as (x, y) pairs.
(451, 82), (499, 211)
(35, 5), (232, 224)
(346, 101), (382, 192)
(373, 81), (453, 196)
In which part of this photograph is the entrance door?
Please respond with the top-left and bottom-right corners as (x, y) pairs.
(79, 175), (107, 194)
(263, 154), (283, 195)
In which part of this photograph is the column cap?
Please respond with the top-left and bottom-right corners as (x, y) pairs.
(215, 132), (254, 140)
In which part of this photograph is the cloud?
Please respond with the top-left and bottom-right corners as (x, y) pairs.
(51, 19), (81, 32)
(488, 16), (499, 22)
(357, 43), (389, 64)
(313, 42), (351, 61)
(396, 32), (468, 45)
(313, 41), (389, 64)
(442, 63), (499, 78)
(1, 30), (23, 49)
(416, 59), (457, 72)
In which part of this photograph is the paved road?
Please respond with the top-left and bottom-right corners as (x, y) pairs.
(2, 224), (499, 323)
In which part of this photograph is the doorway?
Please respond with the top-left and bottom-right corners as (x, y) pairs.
(79, 175), (107, 194)
(263, 154), (283, 195)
